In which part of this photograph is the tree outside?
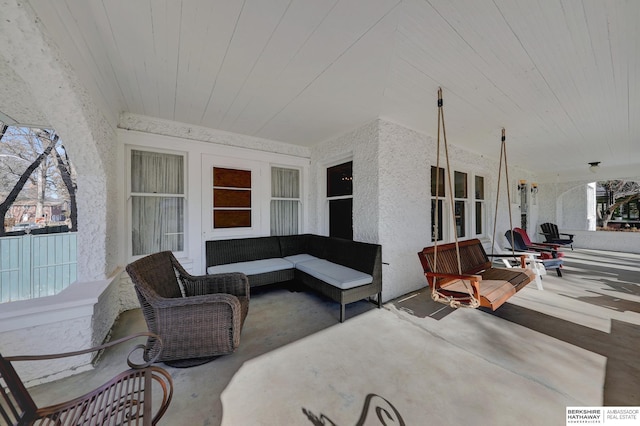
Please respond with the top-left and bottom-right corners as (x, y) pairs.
(0, 124), (77, 235)
(596, 180), (640, 230)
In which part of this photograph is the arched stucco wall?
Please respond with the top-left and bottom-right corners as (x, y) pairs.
(1, 0), (117, 280)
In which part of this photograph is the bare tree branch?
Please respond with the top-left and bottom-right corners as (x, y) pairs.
(0, 136), (58, 235)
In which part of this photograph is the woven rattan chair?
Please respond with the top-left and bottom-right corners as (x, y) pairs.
(126, 251), (250, 367)
(0, 332), (173, 425)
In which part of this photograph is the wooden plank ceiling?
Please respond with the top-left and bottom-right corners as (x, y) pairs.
(22, 0), (640, 181)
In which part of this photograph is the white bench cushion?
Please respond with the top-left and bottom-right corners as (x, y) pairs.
(207, 258), (294, 275)
(295, 259), (373, 290)
(283, 253), (318, 266)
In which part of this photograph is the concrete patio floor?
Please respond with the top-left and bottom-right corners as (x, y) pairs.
(26, 248), (640, 425)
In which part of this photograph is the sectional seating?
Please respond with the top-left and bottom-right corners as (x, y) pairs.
(205, 234), (382, 322)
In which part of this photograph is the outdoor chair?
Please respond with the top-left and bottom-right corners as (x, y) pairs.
(513, 227), (566, 256)
(505, 230), (564, 277)
(126, 251), (250, 367)
(0, 332), (173, 426)
(540, 222), (574, 249)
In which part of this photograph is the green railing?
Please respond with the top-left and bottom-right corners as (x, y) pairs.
(0, 232), (77, 303)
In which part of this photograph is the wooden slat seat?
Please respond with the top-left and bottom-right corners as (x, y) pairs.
(418, 239), (535, 310)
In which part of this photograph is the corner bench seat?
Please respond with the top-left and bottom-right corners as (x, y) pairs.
(207, 255), (373, 291)
(206, 235), (382, 322)
(207, 258), (294, 275)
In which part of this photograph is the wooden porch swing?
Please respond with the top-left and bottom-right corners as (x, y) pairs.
(417, 88), (535, 310)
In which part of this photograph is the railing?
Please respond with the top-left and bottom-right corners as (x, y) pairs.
(0, 232), (77, 303)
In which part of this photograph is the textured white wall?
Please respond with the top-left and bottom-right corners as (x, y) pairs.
(0, 0), (118, 282)
(0, 316), (94, 386)
(377, 121), (430, 300)
(0, 1), (123, 381)
(311, 119), (534, 301)
(309, 120), (380, 241)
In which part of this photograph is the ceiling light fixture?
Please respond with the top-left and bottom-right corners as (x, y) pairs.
(589, 162), (601, 173)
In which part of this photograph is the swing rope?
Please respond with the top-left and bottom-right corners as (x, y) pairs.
(431, 88), (479, 308)
(490, 129), (516, 259)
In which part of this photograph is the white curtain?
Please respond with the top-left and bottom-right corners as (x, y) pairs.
(270, 167), (299, 236)
(131, 150), (184, 255)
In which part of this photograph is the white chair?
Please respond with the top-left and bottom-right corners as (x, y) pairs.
(481, 238), (544, 291)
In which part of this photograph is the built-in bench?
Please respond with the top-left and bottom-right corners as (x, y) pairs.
(205, 234), (382, 322)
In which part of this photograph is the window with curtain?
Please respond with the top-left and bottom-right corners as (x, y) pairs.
(270, 167), (300, 236)
(454, 171), (467, 238)
(431, 166), (446, 241)
(130, 149), (185, 256)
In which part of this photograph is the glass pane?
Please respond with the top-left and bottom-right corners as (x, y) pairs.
(270, 200), (299, 236)
(214, 210), (251, 228)
(132, 196), (184, 256)
(455, 200), (466, 237)
(131, 150), (184, 194)
(431, 199), (443, 241)
(214, 167), (251, 188)
(327, 162), (352, 197)
(475, 176), (484, 200)
(475, 201), (483, 235)
(272, 167), (299, 198)
(329, 198), (353, 239)
(431, 167), (445, 197)
(454, 171), (467, 198)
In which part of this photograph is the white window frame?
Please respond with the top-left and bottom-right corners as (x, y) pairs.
(126, 145), (188, 260)
(473, 174), (486, 237)
(201, 155), (262, 240)
(324, 158), (353, 238)
(431, 165), (449, 242)
(270, 164), (303, 236)
(453, 170), (469, 239)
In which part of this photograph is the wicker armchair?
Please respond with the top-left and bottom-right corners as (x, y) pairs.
(0, 332), (173, 425)
(126, 251), (250, 367)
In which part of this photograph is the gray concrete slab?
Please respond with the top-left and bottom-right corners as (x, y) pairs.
(24, 248), (640, 425)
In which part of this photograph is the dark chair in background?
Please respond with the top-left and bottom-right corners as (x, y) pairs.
(126, 251), (249, 367)
(0, 332), (173, 426)
(540, 222), (574, 249)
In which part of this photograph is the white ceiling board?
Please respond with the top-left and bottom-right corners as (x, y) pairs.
(4, 0), (637, 183)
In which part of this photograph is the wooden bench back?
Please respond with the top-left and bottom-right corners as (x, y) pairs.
(418, 239), (492, 275)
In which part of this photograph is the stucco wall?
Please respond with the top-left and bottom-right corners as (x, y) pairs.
(309, 120), (380, 241)
(311, 119), (535, 301)
(0, 1), (124, 377)
(1, 0), (119, 283)
(0, 275), (122, 386)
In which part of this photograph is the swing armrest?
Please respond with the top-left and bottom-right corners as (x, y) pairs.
(426, 272), (481, 280)
(425, 272), (481, 300)
(425, 272), (482, 282)
(486, 253), (531, 267)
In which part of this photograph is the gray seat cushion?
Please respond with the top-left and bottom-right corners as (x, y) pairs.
(207, 258), (294, 275)
(283, 253), (318, 266)
(296, 259), (372, 290)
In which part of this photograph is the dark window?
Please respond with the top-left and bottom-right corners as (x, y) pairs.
(431, 166), (445, 197)
(327, 162), (353, 197)
(327, 161), (353, 239)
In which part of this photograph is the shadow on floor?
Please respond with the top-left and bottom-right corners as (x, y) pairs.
(488, 303), (640, 405)
(392, 281), (640, 405)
